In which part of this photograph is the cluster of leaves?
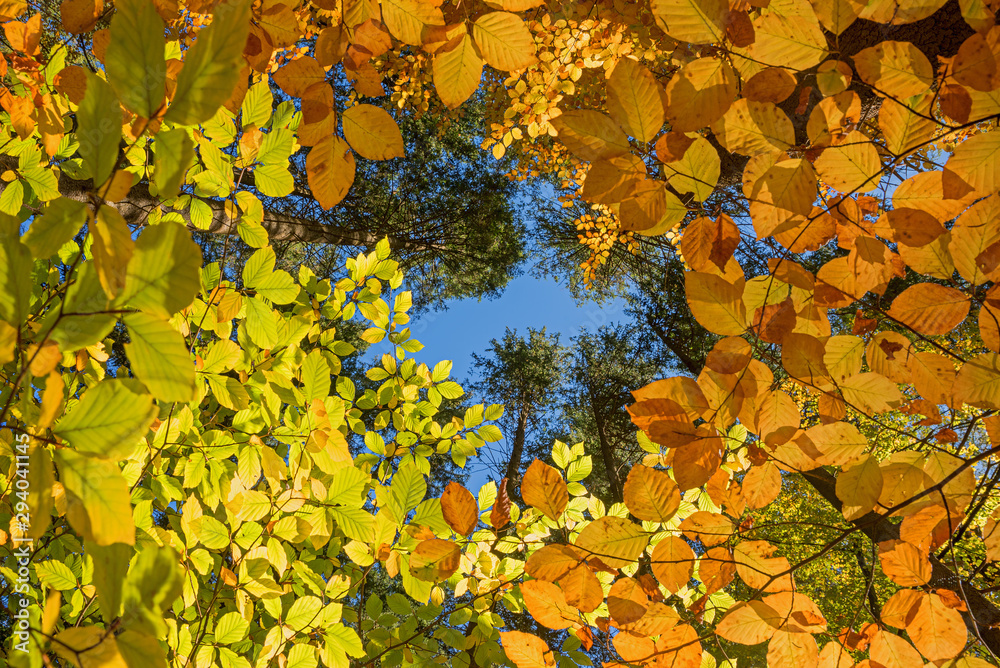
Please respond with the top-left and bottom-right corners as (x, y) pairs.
(2, 0), (1000, 667)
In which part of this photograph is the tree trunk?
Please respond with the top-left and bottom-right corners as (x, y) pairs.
(590, 387), (623, 504)
(505, 399), (529, 501)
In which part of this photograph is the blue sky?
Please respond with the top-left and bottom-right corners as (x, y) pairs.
(408, 274), (627, 386)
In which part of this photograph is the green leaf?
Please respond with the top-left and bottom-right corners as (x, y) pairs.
(329, 506), (375, 542)
(121, 546), (183, 637)
(78, 73), (122, 185)
(22, 198), (87, 258)
(53, 380), (157, 460)
(153, 129), (194, 199)
(21, 164), (60, 202)
(124, 312), (197, 402)
(237, 219), (268, 247)
(48, 262), (118, 351)
(193, 515), (230, 549)
(302, 350), (331, 402)
(88, 541), (132, 623)
(390, 461), (426, 519)
(257, 128), (294, 164)
(117, 630), (168, 668)
(106, 0), (166, 118)
(287, 644), (318, 668)
(241, 80), (273, 127)
(54, 449), (135, 546)
(242, 247), (298, 304)
(164, 0), (251, 126)
(34, 560), (78, 590)
(214, 611), (249, 644)
(0, 236), (32, 326)
(285, 596), (322, 631)
(120, 221), (202, 317)
(253, 163), (294, 197)
(0, 179), (23, 215)
(326, 625), (365, 658)
(245, 296), (278, 349)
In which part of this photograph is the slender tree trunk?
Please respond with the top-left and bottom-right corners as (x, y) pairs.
(505, 399), (529, 500)
(590, 387), (623, 504)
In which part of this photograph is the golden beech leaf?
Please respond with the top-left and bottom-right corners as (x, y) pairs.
(900, 504), (962, 552)
(580, 155), (646, 204)
(887, 283), (970, 336)
(878, 539), (932, 586)
(985, 510), (1000, 561)
(739, 12), (829, 73)
(650, 535), (695, 594)
(342, 104), (405, 160)
(743, 68), (797, 103)
(525, 544), (583, 582)
(952, 31), (1000, 92)
(880, 92), (937, 158)
(678, 511), (733, 546)
(409, 538), (461, 581)
(806, 421), (868, 467)
(620, 601), (681, 637)
(520, 580), (578, 630)
(685, 441), (733, 492)
(622, 464), (681, 523)
(853, 40), (934, 98)
(740, 462), (781, 509)
(814, 131), (882, 193)
(306, 135), (356, 210)
(521, 459), (568, 521)
(756, 390), (799, 445)
(632, 376), (709, 421)
(706, 336), (751, 374)
(575, 516), (648, 569)
(808, 0), (864, 35)
(894, 170), (977, 221)
(608, 577), (649, 625)
(607, 58), (665, 144)
(732, 540), (793, 592)
(882, 589), (922, 628)
(907, 591), (968, 661)
(835, 454), (882, 520)
(551, 110), (630, 161)
(272, 56), (326, 98)
(660, 135), (720, 202)
(433, 33), (483, 110)
(767, 630), (819, 668)
(817, 640), (855, 668)
(951, 195), (1000, 285)
(781, 333), (832, 391)
(440, 481), (477, 536)
(380, 0), (444, 45)
(715, 601), (783, 644)
(946, 131), (1000, 196)
(840, 372), (904, 416)
(557, 563), (603, 612)
(491, 477), (512, 528)
(472, 11), (535, 71)
(684, 271), (747, 335)
(649, 0), (727, 44)
(680, 215), (741, 273)
(869, 629), (923, 668)
(699, 546), (735, 595)
(878, 452), (932, 514)
(500, 631), (555, 668)
(664, 57), (738, 132)
(954, 352), (1000, 409)
(711, 99), (795, 156)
